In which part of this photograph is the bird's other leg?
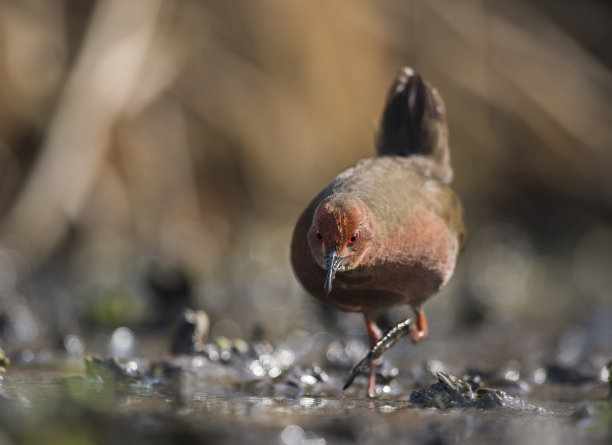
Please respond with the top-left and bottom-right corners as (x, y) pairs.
(409, 306), (427, 344)
(363, 313), (382, 397)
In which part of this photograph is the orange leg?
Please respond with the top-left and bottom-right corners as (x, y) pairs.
(363, 314), (382, 397)
(409, 306), (428, 344)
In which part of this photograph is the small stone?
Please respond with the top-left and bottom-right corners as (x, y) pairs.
(171, 309), (210, 355)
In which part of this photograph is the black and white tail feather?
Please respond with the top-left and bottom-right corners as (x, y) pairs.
(375, 67), (453, 184)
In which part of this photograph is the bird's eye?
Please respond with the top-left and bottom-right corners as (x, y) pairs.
(316, 232), (323, 242)
(347, 233), (359, 245)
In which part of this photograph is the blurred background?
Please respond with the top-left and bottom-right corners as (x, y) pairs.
(0, 0), (610, 360)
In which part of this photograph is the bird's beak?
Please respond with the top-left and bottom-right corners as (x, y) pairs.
(323, 250), (343, 295)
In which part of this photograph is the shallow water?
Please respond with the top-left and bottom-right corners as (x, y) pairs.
(1, 340), (609, 445)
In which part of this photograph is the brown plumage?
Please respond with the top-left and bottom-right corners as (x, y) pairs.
(290, 68), (465, 397)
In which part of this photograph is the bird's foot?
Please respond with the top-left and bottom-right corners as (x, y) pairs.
(343, 318), (413, 391)
(409, 308), (428, 344)
(409, 324), (425, 343)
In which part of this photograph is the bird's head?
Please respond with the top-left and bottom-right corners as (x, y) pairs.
(307, 193), (374, 294)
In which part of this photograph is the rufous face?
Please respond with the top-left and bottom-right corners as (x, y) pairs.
(307, 194), (374, 274)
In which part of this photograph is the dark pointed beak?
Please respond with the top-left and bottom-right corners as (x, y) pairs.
(323, 250), (343, 295)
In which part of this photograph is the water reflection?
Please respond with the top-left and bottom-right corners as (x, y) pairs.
(109, 327), (135, 358)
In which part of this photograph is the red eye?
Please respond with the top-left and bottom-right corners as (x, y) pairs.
(347, 233), (358, 245)
(316, 232), (323, 242)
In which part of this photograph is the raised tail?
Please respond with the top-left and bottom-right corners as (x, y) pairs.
(376, 67), (453, 183)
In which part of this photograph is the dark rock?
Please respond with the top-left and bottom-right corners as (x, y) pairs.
(410, 371), (543, 412)
(171, 309), (210, 355)
(545, 363), (596, 385)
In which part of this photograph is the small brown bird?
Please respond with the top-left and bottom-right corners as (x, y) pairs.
(290, 67), (465, 397)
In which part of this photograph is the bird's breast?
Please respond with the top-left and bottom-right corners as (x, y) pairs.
(371, 210), (459, 286)
(317, 210), (459, 311)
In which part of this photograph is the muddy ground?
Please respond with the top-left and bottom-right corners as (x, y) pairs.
(0, 308), (610, 445)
